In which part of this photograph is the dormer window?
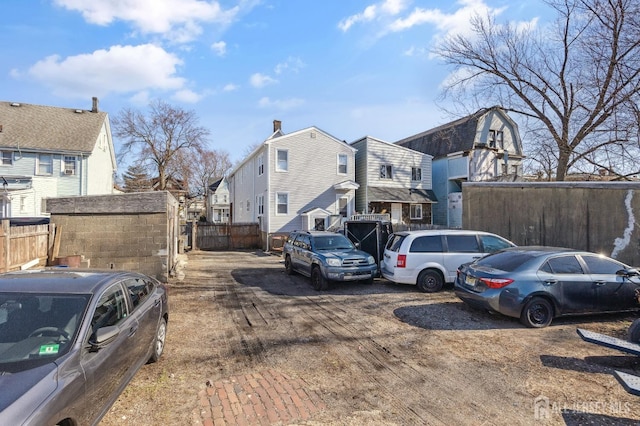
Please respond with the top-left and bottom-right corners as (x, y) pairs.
(489, 130), (504, 148)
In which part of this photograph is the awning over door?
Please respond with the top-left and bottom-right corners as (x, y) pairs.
(367, 186), (438, 203)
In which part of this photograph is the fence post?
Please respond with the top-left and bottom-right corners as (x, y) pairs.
(191, 220), (198, 250)
(2, 219), (9, 273)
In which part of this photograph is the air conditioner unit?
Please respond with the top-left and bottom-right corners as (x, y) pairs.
(64, 169), (74, 175)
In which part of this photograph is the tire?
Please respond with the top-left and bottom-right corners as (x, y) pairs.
(416, 269), (444, 293)
(148, 317), (167, 363)
(363, 277), (374, 285)
(284, 255), (294, 275)
(628, 318), (640, 343)
(520, 297), (554, 328)
(311, 267), (329, 291)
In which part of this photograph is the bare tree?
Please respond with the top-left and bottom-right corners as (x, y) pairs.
(171, 148), (232, 198)
(112, 100), (210, 190)
(434, 0), (640, 180)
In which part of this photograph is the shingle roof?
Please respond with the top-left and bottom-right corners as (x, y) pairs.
(394, 107), (496, 158)
(367, 186), (438, 203)
(0, 101), (108, 153)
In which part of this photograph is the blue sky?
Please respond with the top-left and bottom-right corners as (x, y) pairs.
(1, 0), (544, 168)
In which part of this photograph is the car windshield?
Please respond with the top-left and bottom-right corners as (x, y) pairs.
(313, 235), (354, 250)
(0, 293), (90, 369)
(474, 250), (538, 272)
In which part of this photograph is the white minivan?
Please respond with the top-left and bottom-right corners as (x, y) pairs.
(381, 229), (515, 292)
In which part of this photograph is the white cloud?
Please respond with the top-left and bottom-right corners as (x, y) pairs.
(53, 0), (241, 43)
(223, 83), (239, 92)
(211, 41), (227, 56)
(25, 44), (187, 99)
(274, 56), (305, 75)
(249, 73), (277, 88)
(338, 0), (409, 32)
(172, 89), (203, 103)
(258, 97), (304, 110)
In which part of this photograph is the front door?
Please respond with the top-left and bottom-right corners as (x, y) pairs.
(391, 203), (402, 224)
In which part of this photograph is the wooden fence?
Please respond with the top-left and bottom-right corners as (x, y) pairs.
(192, 222), (261, 250)
(0, 220), (53, 272)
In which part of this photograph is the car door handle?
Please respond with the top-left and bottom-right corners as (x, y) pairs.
(129, 326), (138, 337)
(595, 281), (607, 286)
(544, 279), (558, 286)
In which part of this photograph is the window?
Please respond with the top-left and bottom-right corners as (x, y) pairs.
(223, 194), (228, 203)
(213, 194), (218, 204)
(479, 235), (513, 253)
(410, 236), (443, 253)
(124, 278), (153, 309)
(0, 151), (12, 166)
(257, 154), (264, 175)
(276, 192), (288, 214)
(411, 167), (422, 181)
(63, 156), (76, 175)
(91, 284), (127, 334)
(257, 195), (264, 215)
(246, 200), (250, 212)
(446, 235), (480, 253)
(37, 154), (53, 175)
(380, 164), (393, 179)
(542, 256), (584, 274)
(489, 130), (504, 148)
(19, 196), (27, 213)
(410, 204), (422, 219)
(276, 149), (288, 172)
(337, 154), (348, 174)
(581, 255), (624, 275)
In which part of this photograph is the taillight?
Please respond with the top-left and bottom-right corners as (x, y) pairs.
(397, 254), (406, 268)
(479, 278), (514, 289)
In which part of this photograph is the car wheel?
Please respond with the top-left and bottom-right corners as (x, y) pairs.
(520, 297), (553, 328)
(148, 317), (167, 363)
(284, 255), (294, 275)
(311, 267), (329, 291)
(416, 269), (443, 293)
(628, 319), (640, 343)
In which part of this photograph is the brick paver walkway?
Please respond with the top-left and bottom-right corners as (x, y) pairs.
(194, 369), (326, 425)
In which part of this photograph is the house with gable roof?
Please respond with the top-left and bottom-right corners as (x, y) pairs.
(0, 97), (117, 218)
(350, 136), (437, 227)
(395, 106), (524, 227)
(228, 120), (359, 250)
(206, 176), (230, 223)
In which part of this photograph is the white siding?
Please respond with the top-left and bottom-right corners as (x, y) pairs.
(365, 138), (432, 190)
(86, 123), (116, 195)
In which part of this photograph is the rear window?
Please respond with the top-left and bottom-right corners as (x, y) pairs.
(475, 250), (536, 272)
(446, 235), (480, 253)
(386, 234), (406, 252)
(409, 236), (443, 253)
(480, 235), (514, 253)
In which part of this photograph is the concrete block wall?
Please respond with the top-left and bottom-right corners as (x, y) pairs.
(45, 192), (178, 281)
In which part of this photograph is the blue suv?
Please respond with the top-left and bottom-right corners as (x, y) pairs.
(282, 231), (377, 290)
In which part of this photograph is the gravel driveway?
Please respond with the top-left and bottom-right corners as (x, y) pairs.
(100, 250), (640, 425)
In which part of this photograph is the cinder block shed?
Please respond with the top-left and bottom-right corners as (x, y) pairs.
(44, 191), (180, 281)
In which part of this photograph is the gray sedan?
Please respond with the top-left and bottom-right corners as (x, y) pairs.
(454, 246), (640, 328)
(0, 269), (168, 425)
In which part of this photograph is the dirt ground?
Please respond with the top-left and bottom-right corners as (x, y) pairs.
(100, 250), (640, 425)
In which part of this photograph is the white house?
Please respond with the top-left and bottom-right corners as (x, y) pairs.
(0, 98), (117, 218)
(228, 121), (359, 249)
(206, 177), (230, 223)
(351, 136), (436, 227)
(395, 106), (525, 227)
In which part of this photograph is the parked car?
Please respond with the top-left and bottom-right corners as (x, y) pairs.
(282, 230), (378, 290)
(381, 229), (515, 292)
(0, 269), (169, 425)
(454, 246), (640, 328)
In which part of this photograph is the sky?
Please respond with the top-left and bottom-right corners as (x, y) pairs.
(1, 0), (546, 171)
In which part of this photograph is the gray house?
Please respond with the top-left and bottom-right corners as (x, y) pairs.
(351, 136), (436, 227)
(395, 106), (524, 227)
(0, 98), (116, 218)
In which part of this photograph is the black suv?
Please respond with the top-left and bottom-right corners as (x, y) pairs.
(282, 231), (378, 290)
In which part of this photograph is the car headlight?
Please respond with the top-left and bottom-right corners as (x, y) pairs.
(326, 258), (341, 266)
(367, 256), (375, 265)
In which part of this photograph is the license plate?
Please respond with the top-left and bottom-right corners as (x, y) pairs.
(465, 275), (477, 286)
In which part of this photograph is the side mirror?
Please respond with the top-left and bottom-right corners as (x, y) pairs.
(88, 325), (119, 351)
(617, 268), (640, 277)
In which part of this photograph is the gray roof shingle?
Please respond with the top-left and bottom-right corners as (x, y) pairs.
(394, 107), (496, 158)
(0, 101), (108, 153)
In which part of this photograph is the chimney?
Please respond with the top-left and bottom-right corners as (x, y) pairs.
(273, 120), (281, 132)
(91, 97), (99, 113)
